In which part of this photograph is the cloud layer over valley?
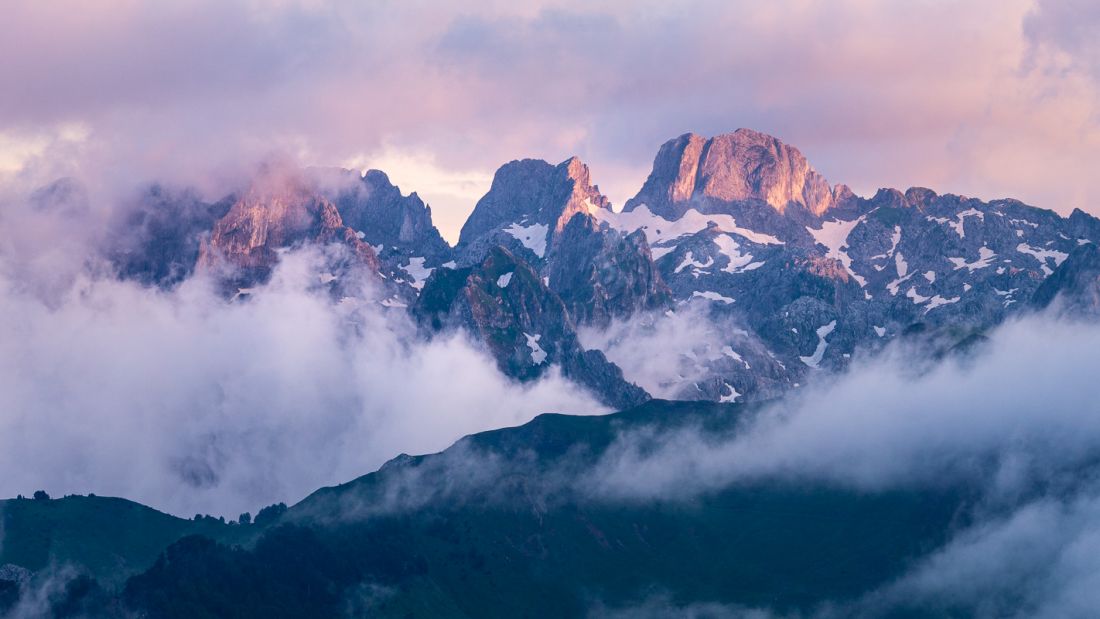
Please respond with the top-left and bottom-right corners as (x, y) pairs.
(581, 315), (1100, 616)
(0, 245), (604, 518)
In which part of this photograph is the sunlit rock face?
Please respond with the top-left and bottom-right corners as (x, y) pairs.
(196, 163), (379, 289)
(92, 129), (1100, 406)
(411, 245), (649, 410)
(625, 128), (850, 219)
(456, 156), (612, 264)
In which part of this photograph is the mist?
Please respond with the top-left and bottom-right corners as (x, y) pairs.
(578, 305), (724, 399)
(574, 314), (1100, 617)
(0, 245), (604, 519)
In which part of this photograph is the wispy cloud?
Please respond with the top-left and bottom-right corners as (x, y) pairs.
(1, 1), (1098, 240)
(0, 245), (604, 518)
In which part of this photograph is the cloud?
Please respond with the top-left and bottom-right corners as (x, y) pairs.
(861, 489), (1100, 618)
(578, 305), (723, 399)
(578, 304), (773, 400)
(1, 1), (1098, 242)
(0, 245), (604, 518)
(587, 316), (1100, 500)
(1025, 0), (1100, 81)
(577, 313), (1100, 616)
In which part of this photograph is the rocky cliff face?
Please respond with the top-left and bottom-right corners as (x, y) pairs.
(1031, 242), (1100, 317)
(96, 129), (1100, 407)
(196, 165), (379, 290)
(108, 185), (232, 288)
(587, 131), (1100, 401)
(411, 246), (649, 409)
(545, 213), (671, 329)
(457, 157), (611, 263)
(314, 167), (451, 262)
(625, 129), (851, 219)
(310, 167), (456, 303)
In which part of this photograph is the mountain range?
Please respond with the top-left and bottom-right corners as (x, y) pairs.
(98, 127), (1100, 406)
(6, 128), (1100, 617)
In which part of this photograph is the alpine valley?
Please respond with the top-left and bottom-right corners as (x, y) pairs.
(5, 129), (1100, 618)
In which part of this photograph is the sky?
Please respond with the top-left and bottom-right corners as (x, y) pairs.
(0, 0), (1098, 243)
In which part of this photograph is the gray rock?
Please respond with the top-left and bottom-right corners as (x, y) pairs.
(457, 157), (610, 262)
(545, 213), (671, 329)
(625, 129), (852, 219)
(1031, 242), (1100, 317)
(196, 162), (380, 293)
(411, 246), (649, 409)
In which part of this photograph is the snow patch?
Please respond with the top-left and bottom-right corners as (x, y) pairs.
(720, 346), (749, 369)
(870, 226), (903, 261)
(948, 246), (996, 271)
(895, 252), (909, 277)
(1016, 242), (1068, 276)
(524, 333), (547, 364)
(719, 382), (741, 403)
(873, 326), (886, 337)
(800, 320), (836, 369)
(650, 245), (676, 261)
(692, 290), (735, 304)
(504, 221), (549, 258)
(675, 251), (714, 276)
(593, 205), (784, 251)
(403, 257), (433, 290)
(887, 273), (912, 296)
(925, 295), (960, 311)
(496, 272), (514, 288)
(712, 234), (758, 273)
(808, 217), (867, 286)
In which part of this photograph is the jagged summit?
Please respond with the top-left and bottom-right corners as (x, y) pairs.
(457, 156), (611, 257)
(625, 128), (851, 219)
(313, 166), (451, 261)
(195, 165), (379, 287)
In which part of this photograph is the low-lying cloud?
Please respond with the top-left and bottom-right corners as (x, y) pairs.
(579, 314), (1100, 616)
(578, 305), (724, 399)
(0, 246), (604, 518)
(589, 316), (1100, 499)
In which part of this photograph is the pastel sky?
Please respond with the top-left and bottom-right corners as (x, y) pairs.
(1, 0), (1098, 242)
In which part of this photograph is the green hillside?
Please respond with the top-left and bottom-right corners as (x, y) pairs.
(114, 400), (979, 617)
(0, 494), (250, 586)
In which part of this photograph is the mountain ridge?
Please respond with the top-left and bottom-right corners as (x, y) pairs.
(80, 128), (1100, 407)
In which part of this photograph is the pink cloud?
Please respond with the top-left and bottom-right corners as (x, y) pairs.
(0, 0), (1097, 237)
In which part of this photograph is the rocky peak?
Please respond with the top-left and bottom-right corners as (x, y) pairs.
(545, 213), (671, 328)
(625, 128), (848, 219)
(412, 245), (649, 409)
(197, 163), (378, 288)
(457, 156), (612, 255)
(313, 167), (451, 261)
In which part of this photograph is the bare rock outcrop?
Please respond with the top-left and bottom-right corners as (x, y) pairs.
(625, 128), (850, 218)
